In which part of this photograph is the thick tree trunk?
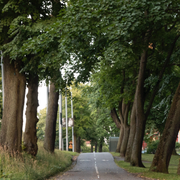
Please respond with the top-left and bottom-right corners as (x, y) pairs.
(150, 82), (180, 173)
(116, 127), (124, 153)
(118, 100), (130, 157)
(44, 82), (59, 153)
(125, 104), (136, 162)
(130, 50), (147, 167)
(0, 57), (26, 153)
(120, 124), (130, 157)
(23, 74), (39, 156)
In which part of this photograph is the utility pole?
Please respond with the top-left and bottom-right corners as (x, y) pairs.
(65, 87), (68, 151)
(71, 92), (74, 152)
(59, 91), (63, 150)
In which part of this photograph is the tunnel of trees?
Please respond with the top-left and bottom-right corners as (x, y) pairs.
(0, 0), (180, 175)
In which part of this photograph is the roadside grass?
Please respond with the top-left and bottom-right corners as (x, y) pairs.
(0, 142), (78, 180)
(111, 152), (180, 180)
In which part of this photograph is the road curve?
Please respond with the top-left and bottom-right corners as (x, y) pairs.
(55, 152), (143, 180)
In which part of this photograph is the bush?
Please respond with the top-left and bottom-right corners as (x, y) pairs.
(176, 142), (180, 149)
(147, 140), (159, 154)
(102, 145), (109, 152)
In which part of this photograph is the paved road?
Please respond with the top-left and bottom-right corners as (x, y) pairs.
(56, 152), (143, 180)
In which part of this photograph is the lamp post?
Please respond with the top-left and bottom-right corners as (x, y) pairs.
(65, 87), (68, 151)
(71, 92), (74, 152)
(59, 91), (63, 150)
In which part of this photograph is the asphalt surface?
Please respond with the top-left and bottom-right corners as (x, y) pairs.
(55, 152), (143, 180)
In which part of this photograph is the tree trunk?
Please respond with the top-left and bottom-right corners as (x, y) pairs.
(125, 103), (136, 162)
(74, 133), (77, 152)
(23, 74), (39, 156)
(116, 127), (124, 153)
(110, 108), (122, 153)
(118, 100), (130, 157)
(110, 108), (121, 129)
(120, 124), (130, 157)
(91, 142), (93, 152)
(95, 141), (97, 152)
(44, 82), (59, 153)
(98, 137), (103, 152)
(130, 50), (147, 167)
(150, 82), (180, 173)
(0, 57), (26, 153)
(76, 136), (81, 153)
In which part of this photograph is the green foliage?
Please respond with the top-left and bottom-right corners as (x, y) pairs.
(102, 145), (109, 152)
(37, 108), (47, 141)
(176, 142), (180, 150)
(81, 143), (91, 153)
(147, 140), (160, 154)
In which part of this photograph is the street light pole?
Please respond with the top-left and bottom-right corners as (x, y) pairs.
(71, 92), (74, 152)
(59, 91), (62, 150)
(65, 88), (68, 151)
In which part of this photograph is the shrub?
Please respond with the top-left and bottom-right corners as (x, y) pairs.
(102, 145), (109, 152)
(81, 143), (91, 153)
(147, 140), (159, 154)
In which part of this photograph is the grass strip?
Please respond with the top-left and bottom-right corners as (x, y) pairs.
(0, 142), (79, 180)
(111, 152), (180, 180)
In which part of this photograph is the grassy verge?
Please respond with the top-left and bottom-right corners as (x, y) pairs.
(0, 142), (79, 180)
(111, 152), (180, 180)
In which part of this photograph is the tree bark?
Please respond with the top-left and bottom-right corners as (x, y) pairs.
(120, 125), (130, 157)
(110, 108), (122, 153)
(125, 103), (136, 162)
(110, 108), (121, 129)
(116, 127), (124, 153)
(74, 133), (77, 152)
(91, 142), (93, 152)
(76, 136), (81, 153)
(119, 101), (130, 157)
(130, 50), (147, 167)
(0, 57), (26, 154)
(95, 141), (97, 152)
(99, 138), (103, 152)
(150, 82), (180, 173)
(44, 82), (59, 153)
(23, 74), (39, 156)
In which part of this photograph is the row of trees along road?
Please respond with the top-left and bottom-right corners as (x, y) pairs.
(1, 0), (180, 175)
(36, 83), (118, 152)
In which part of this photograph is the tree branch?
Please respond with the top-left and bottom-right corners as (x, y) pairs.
(145, 34), (180, 118)
(110, 108), (121, 129)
